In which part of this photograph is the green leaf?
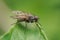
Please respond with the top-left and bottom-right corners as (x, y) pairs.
(0, 22), (48, 40)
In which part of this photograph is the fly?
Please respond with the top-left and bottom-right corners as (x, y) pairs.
(11, 11), (39, 23)
(11, 11), (48, 40)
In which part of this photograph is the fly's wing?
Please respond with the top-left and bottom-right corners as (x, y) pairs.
(11, 11), (19, 19)
(12, 11), (24, 15)
(11, 11), (23, 19)
(27, 13), (33, 16)
(35, 22), (48, 40)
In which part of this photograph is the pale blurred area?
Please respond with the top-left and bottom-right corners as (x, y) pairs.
(0, 0), (15, 33)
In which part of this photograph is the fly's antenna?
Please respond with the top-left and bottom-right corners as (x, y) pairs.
(35, 22), (48, 40)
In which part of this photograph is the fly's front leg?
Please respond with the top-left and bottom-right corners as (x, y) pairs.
(35, 22), (43, 30)
(35, 22), (48, 40)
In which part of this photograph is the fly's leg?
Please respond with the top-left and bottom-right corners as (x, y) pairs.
(35, 22), (48, 40)
(35, 22), (42, 31)
(24, 22), (27, 40)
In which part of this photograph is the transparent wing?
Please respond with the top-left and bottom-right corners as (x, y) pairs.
(12, 11), (25, 15)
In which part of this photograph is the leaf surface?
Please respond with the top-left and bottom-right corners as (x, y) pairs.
(0, 22), (47, 40)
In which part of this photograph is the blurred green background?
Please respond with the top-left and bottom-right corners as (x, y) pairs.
(0, 0), (60, 40)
